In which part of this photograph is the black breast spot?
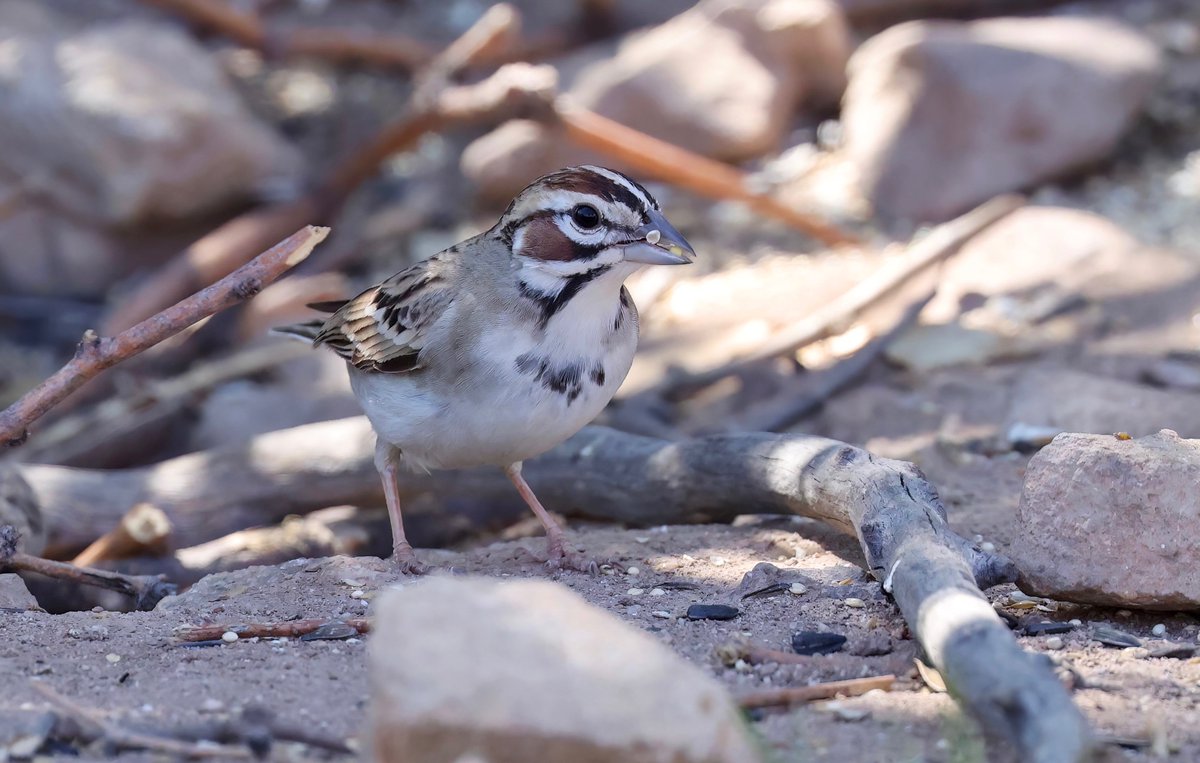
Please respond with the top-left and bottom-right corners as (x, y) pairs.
(515, 353), (585, 403)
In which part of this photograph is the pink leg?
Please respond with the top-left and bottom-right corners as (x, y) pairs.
(504, 462), (596, 573)
(376, 442), (425, 574)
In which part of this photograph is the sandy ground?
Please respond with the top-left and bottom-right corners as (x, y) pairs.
(3, 514), (1199, 762)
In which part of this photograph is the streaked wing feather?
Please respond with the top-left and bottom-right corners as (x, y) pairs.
(313, 260), (452, 374)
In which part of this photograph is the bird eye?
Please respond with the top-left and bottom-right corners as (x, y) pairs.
(570, 204), (600, 229)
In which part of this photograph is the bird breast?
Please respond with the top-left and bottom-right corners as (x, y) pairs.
(349, 308), (637, 471)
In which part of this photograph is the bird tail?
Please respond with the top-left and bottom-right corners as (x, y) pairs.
(271, 320), (324, 343)
(270, 300), (347, 344)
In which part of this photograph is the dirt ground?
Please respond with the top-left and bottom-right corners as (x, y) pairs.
(3, 512), (1199, 762)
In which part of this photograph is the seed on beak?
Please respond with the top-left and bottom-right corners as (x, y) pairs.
(645, 229), (661, 245)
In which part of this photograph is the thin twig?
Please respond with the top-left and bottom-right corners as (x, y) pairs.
(737, 674), (896, 710)
(554, 101), (860, 247)
(658, 194), (1024, 401)
(175, 617), (371, 642)
(0, 226), (327, 445)
(1, 526), (175, 610)
(738, 290), (935, 432)
(32, 683), (253, 759)
(140, 0), (434, 69)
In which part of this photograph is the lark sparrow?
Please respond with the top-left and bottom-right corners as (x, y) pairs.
(278, 166), (694, 573)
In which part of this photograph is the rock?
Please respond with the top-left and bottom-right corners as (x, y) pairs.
(1012, 430), (1200, 609)
(885, 322), (1021, 372)
(0, 3), (301, 296)
(791, 631), (846, 655)
(464, 0), (851, 201)
(0, 574), (39, 611)
(842, 17), (1162, 223)
(0, 464), (43, 556)
(686, 603), (741, 621)
(0, 3), (299, 226)
(1006, 369), (1200, 440)
(368, 577), (760, 763)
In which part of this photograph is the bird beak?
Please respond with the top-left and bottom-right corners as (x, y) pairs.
(622, 210), (695, 266)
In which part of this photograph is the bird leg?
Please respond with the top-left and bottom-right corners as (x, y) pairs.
(504, 462), (596, 574)
(376, 441), (426, 574)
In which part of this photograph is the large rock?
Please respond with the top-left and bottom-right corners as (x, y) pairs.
(367, 577), (760, 763)
(464, 0), (851, 201)
(1012, 430), (1200, 609)
(0, 2), (300, 294)
(842, 17), (1162, 223)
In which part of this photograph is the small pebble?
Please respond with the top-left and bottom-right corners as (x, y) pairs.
(221, 631), (239, 643)
(1045, 636), (1065, 650)
(789, 583), (808, 595)
(200, 698), (224, 713)
(350, 590), (364, 599)
(634, 537), (650, 544)
(627, 588), (645, 596)
(1069, 619), (1083, 627)
(91, 606), (103, 613)
(651, 611), (672, 619)
(844, 598), (866, 609)
(792, 631), (847, 656)
(105, 653), (121, 664)
(686, 604), (740, 621)
(711, 557), (727, 566)
(626, 567), (640, 577)
(1152, 624), (1167, 637)
(980, 541), (996, 553)
(733, 659), (749, 672)
(650, 588), (666, 597)
(1117, 609), (1132, 618)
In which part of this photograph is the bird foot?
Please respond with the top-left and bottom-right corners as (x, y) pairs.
(543, 535), (600, 575)
(391, 544), (428, 575)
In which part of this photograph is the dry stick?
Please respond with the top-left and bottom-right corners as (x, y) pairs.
(554, 102), (859, 248)
(16, 419), (1091, 760)
(0, 526), (175, 610)
(71, 503), (172, 567)
(0, 226), (327, 446)
(139, 0), (433, 69)
(738, 289), (935, 432)
(840, 0), (1079, 27)
(660, 194), (1025, 402)
(31, 683), (252, 760)
(17, 341), (310, 465)
(737, 674), (896, 710)
(103, 7), (521, 335)
(176, 617), (371, 642)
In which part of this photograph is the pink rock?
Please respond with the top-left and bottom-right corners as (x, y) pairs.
(1012, 429), (1200, 609)
(842, 17), (1161, 223)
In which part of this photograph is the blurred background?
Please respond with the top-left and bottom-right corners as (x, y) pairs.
(1, 0), (1198, 555)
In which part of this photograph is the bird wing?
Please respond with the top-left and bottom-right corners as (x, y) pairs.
(312, 258), (455, 374)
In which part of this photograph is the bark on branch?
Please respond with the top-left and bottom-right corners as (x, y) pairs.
(16, 417), (1090, 760)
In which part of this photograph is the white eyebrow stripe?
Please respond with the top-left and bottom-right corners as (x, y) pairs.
(583, 165), (656, 212)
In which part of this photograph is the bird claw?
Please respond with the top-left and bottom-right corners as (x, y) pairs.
(391, 545), (428, 575)
(544, 536), (600, 575)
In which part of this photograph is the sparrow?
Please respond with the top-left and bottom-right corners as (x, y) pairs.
(278, 166), (694, 573)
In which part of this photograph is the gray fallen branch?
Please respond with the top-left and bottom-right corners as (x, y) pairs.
(16, 417), (1090, 760)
